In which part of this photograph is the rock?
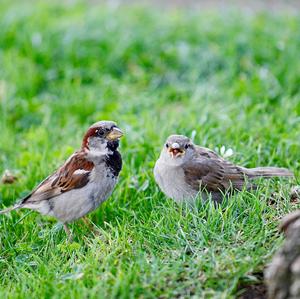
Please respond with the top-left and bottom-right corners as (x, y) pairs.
(265, 210), (300, 299)
(290, 186), (300, 202)
(1, 169), (18, 184)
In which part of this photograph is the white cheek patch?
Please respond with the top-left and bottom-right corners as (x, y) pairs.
(88, 138), (110, 154)
(99, 144), (113, 156)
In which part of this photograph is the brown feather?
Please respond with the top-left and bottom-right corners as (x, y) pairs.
(22, 151), (94, 204)
(81, 127), (99, 149)
(184, 145), (293, 195)
(184, 146), (251, 193)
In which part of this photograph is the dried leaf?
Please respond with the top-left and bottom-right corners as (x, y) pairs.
(1, 170), (18, 184)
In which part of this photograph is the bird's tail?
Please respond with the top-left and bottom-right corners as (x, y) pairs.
(0, 204), (22, 215)
(244, 167), (294, 179)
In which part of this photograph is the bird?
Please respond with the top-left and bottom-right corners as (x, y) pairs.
(0, 121), (123, 240)
(154, 135), (294, 203)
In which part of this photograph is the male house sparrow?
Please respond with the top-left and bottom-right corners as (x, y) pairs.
(0, 121), (123, 239)
(154, 135), (294, 203)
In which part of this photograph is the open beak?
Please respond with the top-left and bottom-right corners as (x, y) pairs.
(107, 127), (123, 140)
(168, 142), (185, 157)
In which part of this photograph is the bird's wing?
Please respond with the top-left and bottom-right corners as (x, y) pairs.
(21, 151), (94, 204)
(183, 147), (247, 192)
(195, 146), (221, 159)
(183, 157), (225, 192)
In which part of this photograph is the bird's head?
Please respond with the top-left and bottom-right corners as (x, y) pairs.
(82, 121), (123, 153)
(160, 135), (196, 166)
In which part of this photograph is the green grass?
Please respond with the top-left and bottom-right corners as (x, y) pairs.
(0, 1), (300, 298)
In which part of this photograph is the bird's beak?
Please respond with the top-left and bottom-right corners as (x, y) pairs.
(107, 127), (123, 140)
(169, 142), (185, 157)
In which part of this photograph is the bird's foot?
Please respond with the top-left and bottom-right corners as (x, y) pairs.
(82, 217), (101, 237)
(63, 224), (73, 242)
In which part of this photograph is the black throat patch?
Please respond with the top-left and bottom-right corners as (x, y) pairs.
(107, 140), (119, 152)
(105, 150), (122, 177)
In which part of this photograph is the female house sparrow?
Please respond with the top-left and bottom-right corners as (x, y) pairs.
(154, 135), (294, 203)
(0, 121), (123, 239)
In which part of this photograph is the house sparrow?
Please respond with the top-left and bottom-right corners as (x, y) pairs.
(154, 135), (294, 203)
(0, 121), (123, 239)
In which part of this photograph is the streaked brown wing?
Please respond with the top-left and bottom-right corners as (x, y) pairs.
(184, 147), (247, 192)
(195, 146), (221, 159)
(183, 158), (225, 192)
(22, 151), (94, 204)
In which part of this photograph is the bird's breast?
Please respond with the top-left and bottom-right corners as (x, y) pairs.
(50, 162), (119, 223)
(154, 159), (197, 203)
(89, 163), (119, 205)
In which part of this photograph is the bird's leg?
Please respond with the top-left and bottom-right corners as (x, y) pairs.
(82, 216), (95, 230)
(63, 223), (73, 242)
(82, 216), (100, 236)
(82, 216), (90, 226)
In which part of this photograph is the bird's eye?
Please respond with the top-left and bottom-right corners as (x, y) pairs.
(165, 143), (169, 148)
(96, 129), (105, 137)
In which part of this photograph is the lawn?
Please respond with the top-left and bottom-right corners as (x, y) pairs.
(0, 1), (300, 298)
